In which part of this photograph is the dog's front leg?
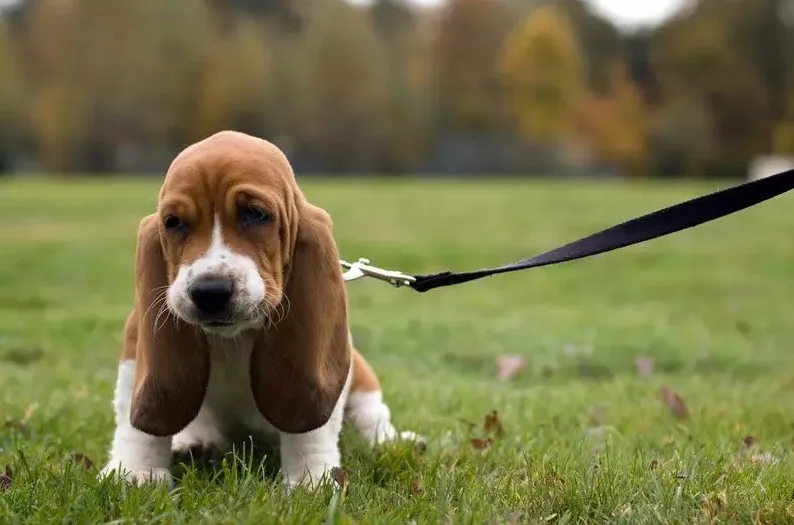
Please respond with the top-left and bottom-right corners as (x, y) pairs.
(100, 360), (174, 486)
(278, 378), (348, 491)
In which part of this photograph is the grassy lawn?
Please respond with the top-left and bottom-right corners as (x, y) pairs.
(2, 175), (794, 523)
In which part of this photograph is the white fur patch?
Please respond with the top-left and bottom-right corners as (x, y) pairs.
(101, 348), (420, 490)
(167, 215), (265, 336)
(99, 360), (174, 486)
(345, 390), (422, 445)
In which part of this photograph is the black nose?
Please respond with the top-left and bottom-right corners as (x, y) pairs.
(189, 277), (234, 316)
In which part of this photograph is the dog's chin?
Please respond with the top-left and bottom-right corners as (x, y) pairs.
(199, 321), (250, 338)
(172, 307), (258, 339)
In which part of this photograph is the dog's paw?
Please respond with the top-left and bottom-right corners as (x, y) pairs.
(282, 467), (337, 493)
(375, 428), (427, 450)
(99, 462), (173, 487)
(172, 429), (229, 459)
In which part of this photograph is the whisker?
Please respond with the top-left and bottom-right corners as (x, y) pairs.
(143, 288), (169, 322)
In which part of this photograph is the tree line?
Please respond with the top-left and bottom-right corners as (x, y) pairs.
(0, 0), (791, 178)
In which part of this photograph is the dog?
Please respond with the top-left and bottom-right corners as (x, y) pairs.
(99, 130), (420, 491)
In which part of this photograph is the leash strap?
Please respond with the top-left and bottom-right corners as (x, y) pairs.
(405, 168), (794, 293)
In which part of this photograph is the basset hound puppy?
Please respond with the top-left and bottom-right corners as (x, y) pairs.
(99, 130), (420, 490)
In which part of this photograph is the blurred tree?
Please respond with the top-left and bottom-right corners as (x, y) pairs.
(497, 4), (585, 142)
(654, 8), (770, 176)
(0, 20), (26, 171)
(371, 0), (435, 172)
(434, 0), (509, 133)
(772, 91), (794, 154)
(293, 0), (390, 171)
(25, 0), (86, 171)
(556, 0), (624, 95)
(25, 0), (211, 171)
(575, 62), (649, 176)
(188, 16), (270, 142)
(652, 95), (715, 178)
(207, 0), (306, 33)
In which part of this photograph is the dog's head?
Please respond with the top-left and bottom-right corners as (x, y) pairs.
(129, 130), (351, 437)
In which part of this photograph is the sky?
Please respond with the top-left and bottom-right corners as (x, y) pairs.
(407, 0), (690, 29)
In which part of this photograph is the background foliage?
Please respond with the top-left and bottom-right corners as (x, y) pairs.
(1, 0), (792, 177)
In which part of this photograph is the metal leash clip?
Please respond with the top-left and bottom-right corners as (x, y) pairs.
(340, 258), (416, 288)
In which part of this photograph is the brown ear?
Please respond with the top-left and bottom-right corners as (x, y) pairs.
(251, 203), (352, 434)
(128, 214), (210, 437)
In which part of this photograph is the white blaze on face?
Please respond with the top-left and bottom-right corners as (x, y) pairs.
(167, 214), (266, 333)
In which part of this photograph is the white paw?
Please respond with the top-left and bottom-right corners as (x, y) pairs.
(282, 466), (338, 493)
(99, 462), (173, 487)
(396, 430), (426, 444)
(371, 426), (426, 447)
(171, 438), (227, 460)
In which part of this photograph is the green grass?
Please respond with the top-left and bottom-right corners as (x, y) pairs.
(2, 175), (794, 523)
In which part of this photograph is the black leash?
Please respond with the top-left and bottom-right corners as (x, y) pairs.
(340, 169), (794, 292)
(400, 168), (794, 292)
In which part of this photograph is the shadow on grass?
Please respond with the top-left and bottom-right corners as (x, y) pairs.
(171, 438), (282, 486)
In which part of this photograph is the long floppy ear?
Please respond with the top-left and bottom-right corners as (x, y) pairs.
(250, 203), (352, 434)
(128, 214), (210, 437)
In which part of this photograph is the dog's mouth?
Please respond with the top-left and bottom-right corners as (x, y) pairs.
(204, 320), (235, 327)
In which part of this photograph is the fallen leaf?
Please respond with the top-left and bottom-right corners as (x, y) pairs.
(470, 437), (493, 450)
(71, 453), (94, 470)
(634, 356), (655, 376)
(330, 467), (347, 487)
(0, 465), (12, 490)
(483, 410), (503, 437)
(743, 435), (757, 449)
(660, 386), (690, 419)
(410, 480), (422, 495)
(496, 354), (527, 381)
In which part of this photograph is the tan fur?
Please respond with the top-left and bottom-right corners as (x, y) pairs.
(127, 130), (355, 436)
(350, 349), (381, 392)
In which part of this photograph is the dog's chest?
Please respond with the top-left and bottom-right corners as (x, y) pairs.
(203, 334), (277, 438)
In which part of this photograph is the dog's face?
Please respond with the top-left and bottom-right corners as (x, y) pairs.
(158, 136), (297, 337)
(129, 131), (351, 437)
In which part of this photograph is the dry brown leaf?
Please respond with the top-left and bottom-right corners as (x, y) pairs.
(484, 410), (503, 437)
(470, 437), (493, 450)
(660, 386), (690, 419)
(410, 480), (422, 495)
(0, 465), (12, 491)
(71, 453), (94, 470)
(496, 354), (527, 381)
(634, 356), (655, 376)
(330, 466), (348, 487)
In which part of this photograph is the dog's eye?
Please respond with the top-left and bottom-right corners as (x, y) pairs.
(163, 215), (186, 232)
(239, 205), (272, 229)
